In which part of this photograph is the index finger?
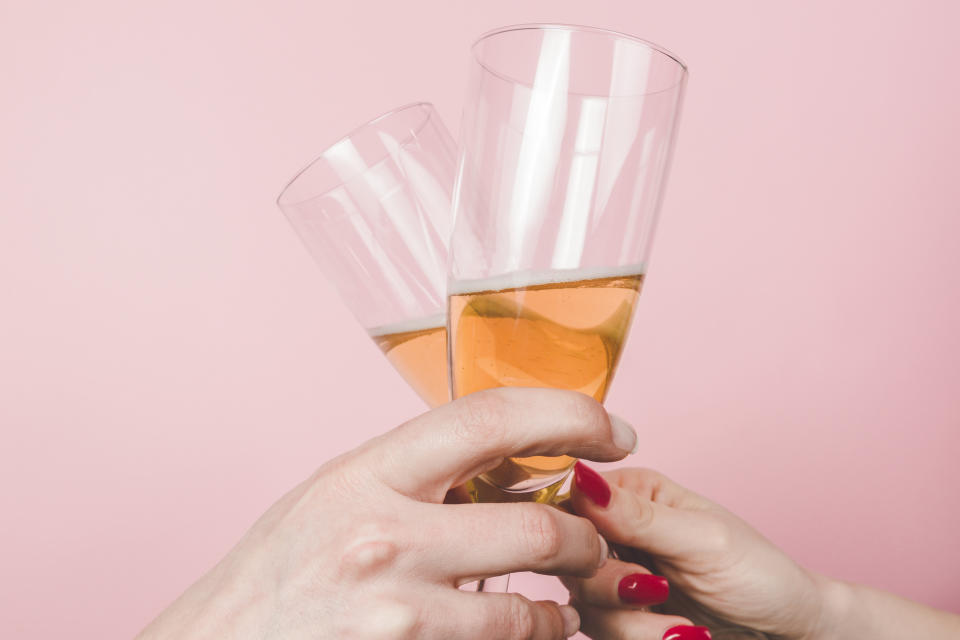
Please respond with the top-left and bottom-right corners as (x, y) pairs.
(366, 387), (637, 501)
(571, 465), (712, 560)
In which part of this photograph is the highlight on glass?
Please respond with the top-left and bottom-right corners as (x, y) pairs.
(277, 102), (456, 408)
(448, 24), (688, 499)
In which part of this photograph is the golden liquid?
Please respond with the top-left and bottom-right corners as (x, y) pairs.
(371, 323), (450, 408)
(449, 271), (644, 492)
(370, 320), (562, 504)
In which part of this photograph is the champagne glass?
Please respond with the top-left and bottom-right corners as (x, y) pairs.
(277, 102), (455, 408)
(448, 24), (687, 503)
(277, 101), (525, 593)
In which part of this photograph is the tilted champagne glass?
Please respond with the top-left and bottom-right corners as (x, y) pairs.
(277, 102), (455, 408)
(277, 101), (534, 593)
(448, 25), (688, 505)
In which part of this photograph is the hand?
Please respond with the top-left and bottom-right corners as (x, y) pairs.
(136, 388), (639, 640)
(561, 464), (826, 640)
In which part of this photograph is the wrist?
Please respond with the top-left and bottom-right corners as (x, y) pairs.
(806, 573), (854, 640)
(137, 563), (263, 640)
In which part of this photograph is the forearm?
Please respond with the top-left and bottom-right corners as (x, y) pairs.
(815, 576), (960, 640)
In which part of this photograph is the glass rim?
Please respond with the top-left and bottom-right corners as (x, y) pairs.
(276, 101), (437, 208)
(470, 23), (688, 96)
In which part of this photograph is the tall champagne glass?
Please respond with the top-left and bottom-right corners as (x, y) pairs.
(448, 24), (688, 504)
(277, 103), (455, 408)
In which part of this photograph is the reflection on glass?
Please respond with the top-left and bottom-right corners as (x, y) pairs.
(448, 24), (688, 497)
(277, 103), (455, 407)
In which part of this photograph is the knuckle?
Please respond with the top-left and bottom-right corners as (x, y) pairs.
(542, 604), (566, 640)
(310, 456), (377, 501)
(451, 389), (510, 446)
(699, 516), (733, 554)
(632, 468), (668, 498)
(619, 495), (661, 548)
(626, 493), (655, 533)
(504, 595), (537, 639)
(337, 520), (401, 580)
(517, 505), (564, 563)
(569, 391), (606, 431)
(570, 520), (601, 578)
(567, 393), (612, 454)
(354, 599), (420, 639)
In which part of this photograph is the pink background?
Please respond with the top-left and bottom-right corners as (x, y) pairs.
(2, 0), (958, 636)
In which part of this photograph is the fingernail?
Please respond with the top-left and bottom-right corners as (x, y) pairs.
(559, 604), (580, 637)
(597, 534), (609, 568)
(574, 461), (611, 508)
(610, 414), (638, 454)
(618, 573), (669, 606)
(663, 625), (712, 640)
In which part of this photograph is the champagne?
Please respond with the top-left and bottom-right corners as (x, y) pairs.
(370, 315), (449, 408)
(449, 267), (644, 492)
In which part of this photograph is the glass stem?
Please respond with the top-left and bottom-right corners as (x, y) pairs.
(476, 573), (512, 592)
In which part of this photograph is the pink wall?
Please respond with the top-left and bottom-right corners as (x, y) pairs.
(1, 1), (958, 636)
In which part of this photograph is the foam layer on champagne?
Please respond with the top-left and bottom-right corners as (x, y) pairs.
(367, 312), (446, 337)
(448, 263), (646, 295)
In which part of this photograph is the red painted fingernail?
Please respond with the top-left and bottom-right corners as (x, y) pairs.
(574, 461), (611, 508)
(618, 573), (669, 606)
(663, 625), (711, 640)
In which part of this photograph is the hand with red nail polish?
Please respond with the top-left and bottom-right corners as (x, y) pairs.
(136, 389), (634, 640)
(563, 463), (807, 639)
(562, 465), (960, 640)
